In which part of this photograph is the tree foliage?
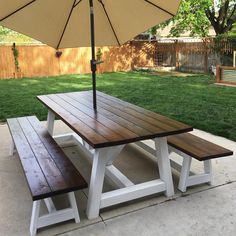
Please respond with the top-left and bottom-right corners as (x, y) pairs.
(159, 0), (236, 37)
(229, 22), (236, 37)
(0, 26), (12, 36)
(0, 26), (35, 43)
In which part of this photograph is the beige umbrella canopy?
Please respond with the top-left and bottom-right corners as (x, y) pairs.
(0, 0), (181, 108)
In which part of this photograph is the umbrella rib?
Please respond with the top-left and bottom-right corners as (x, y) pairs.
(74, 0), (83, 8)
(143, 0), (175, 17)
(0, 0), (37, 22)
(97, 0), (121, 46)
(56, 0), (80, 49)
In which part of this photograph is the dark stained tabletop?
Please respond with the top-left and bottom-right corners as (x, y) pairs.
(37, 91), (193, 148)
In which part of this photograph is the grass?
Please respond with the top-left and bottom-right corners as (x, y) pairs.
(0, 71), (235, 141)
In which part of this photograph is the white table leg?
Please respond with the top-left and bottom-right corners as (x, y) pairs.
(72, 135), (132, 189)
(106, 145), (125, 166)
(154, 137), (174, 197)
(104, 145), (134, 188)
(86, 148), (111, 219)
(47, 110), (55, 136)
(86, 146), (125, 219)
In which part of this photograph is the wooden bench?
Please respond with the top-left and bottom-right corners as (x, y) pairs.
(167, 133), (233, 192)
(7, 116), (87, 236)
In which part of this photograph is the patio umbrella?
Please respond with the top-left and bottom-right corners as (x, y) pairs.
(0, 0), (181, 110)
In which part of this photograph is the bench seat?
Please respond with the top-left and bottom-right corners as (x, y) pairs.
(167, 133), (233, 161)
(167, 133), (233, 192)
(7, 116), (87, 236)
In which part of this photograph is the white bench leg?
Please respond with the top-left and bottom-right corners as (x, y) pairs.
(68, 192), (80, 223)
(9, 139), (16, 156)
(30, 192), (80, 235)
(30, 200), (41, 236)
(178, 156), (213, 192)
(44, 198), (56, 213)
(204, 160), (213, 185)
(178, 156), (192, 192)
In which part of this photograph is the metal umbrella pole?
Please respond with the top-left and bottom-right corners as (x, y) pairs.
(89, 0), (97, 110)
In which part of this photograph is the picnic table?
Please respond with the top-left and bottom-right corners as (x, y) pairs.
(37, 90), (193, 219)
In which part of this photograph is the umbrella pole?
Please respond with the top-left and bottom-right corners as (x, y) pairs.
(89, 0), (97, 110)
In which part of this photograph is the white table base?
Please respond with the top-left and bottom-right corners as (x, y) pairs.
(47, 111), (175, 220)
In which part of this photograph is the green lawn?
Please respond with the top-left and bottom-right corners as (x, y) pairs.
(0, 71), (235, 141)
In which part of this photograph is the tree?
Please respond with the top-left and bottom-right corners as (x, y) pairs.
(206, 0), (236, 35)
(229, 22), (236, 37)
(159, 0), (236, 37)
(0, 26), (12, 37)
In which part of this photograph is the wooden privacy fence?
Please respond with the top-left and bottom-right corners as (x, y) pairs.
(1, 39), (234, 78)
(154, 38), (236, 73)
(0, 41), (155, 79)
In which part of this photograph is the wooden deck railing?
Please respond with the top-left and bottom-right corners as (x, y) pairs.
(216, 65), (236, 85)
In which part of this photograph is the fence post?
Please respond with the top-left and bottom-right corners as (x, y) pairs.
(204, 51), (209, 74)
(203, 39), (209, 74)
(175, 40), (180, 71)
(216, 65), (221, 83)
(153, 41), (157, 67)
(130, 41), (134, 70)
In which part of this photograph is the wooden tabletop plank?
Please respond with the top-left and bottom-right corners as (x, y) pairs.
(17, 117), (69, 191)
(7, 118), (52, 197)
(90, 93), (188, 133)
(67, 93), (151, 137)
(38, 95), (108, 147)
(37, 91), (193, 148)
(96, 94), (187, 131)
(55, 93), (159, 147)
(67, 93), (155, 137)
(78, 92), (183, 135)
(95, 91), (191, 130)
(48, 94), (124, 142)
(58, 93), (138, 139)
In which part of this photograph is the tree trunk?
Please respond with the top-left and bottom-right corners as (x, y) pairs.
(205, 1), (236, 36)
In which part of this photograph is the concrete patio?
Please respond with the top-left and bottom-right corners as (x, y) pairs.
(0, 121), (235, 236)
